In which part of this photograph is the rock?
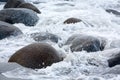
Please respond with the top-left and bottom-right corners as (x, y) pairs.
(106, 9), (120, 16)
(0, 0), (8, 2)
(108, 52), (120, 67)
(8, 43), (63, 69)
(0, 8), (39, 26)
(4, 0), (25, 8)
(65, 34), (106, 52)
(17, 3), (41, 14)
(31, 32), (61, 43)
(0, 21), (22, 40)
(63, 17), (82, 24)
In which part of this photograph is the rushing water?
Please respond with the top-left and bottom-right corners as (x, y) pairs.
(1, 0), (120, 80)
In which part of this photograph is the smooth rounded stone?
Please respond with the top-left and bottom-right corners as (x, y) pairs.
(106, 9), (120, 16)
(17, 3), (41, 14)
(0, 0), (8, 2)
(65, 34), (106, 52)
(8, 43), (63, 69)
(4, 0), (25, 8)
(31, 32), (61, 43)
(0, 8), (39, 26)
(0, 21), (22, 40)
(108, 52), (120, 67)
(63, 17), (82, 24)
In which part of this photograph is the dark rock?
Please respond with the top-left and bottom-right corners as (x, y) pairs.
(8, 43), (63, 69)
(108, 52), (120, 67)
(106, 9), (120, 16)
(0, 21), (22, 40)
(31, 32), (61, 43)
(0, 8), (39, 26)
(17, 3), (41, 14)
(65, 34), (106, 52)
(64, 17), (82, 24)
(0, 0), (8, 2)
(4, 0), (25, 8)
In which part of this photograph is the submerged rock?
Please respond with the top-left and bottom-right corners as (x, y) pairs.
(64, 17), (82, 24)
(108, 52), (120, 67)
(0, 21), (22, 40)
(0, 0), (8, 2)
(17, 3), (41, 14)
(4, 0), (25, 8)
(31, 32), (61, 43)
(65, 34), (106, 52)
(9, 43), (63, 69)
(106, 9), (120, 16)
(0, 8), (39, 26)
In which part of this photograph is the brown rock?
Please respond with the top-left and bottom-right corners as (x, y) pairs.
(9, 43), (63, 69)
(17, 3), (41, 14)
(64, 17), (82, 24)
(4, 0), (25, 8)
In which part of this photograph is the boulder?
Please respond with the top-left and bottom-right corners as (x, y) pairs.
(64, 17), (82, 24)
(31, 32), (61, 43)
(8, 43), (63, 69)
(4, 0), (25, 8)
(0, 8), (39, 26)
(65, 34), (106, 52)
(108, 52), (120, 67)
(0, 21), (22, 40)
(17, 3), (41, 14)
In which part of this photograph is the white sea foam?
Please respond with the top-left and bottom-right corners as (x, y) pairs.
(1, 0), (120, 80)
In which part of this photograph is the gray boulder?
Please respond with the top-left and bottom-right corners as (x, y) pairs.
(4, 0), (25, 8)
(65, 34), (106, 52)
(31, 32), (61, 43)
(108, 52), (120, 67)
(0, 8), (39, 26)
(0, 21), (22, 40)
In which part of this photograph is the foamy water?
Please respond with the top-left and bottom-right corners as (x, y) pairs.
(1, 0), (120, 80)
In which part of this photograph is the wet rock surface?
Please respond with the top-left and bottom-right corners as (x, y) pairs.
(65, 34), (106, 52)
(0, 8), (39, 26)
(9, 43), (63, 69)
(4, 0), (25, 8)
(31, 32), (61, 43)
(0, 21), (22, 40)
